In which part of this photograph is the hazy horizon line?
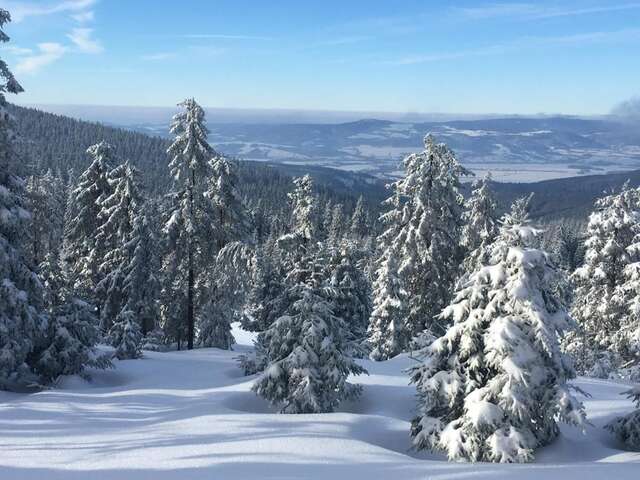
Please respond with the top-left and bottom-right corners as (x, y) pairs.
(14, 101), (615, 125)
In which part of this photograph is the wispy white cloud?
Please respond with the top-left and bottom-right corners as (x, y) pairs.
(15, 42), (66, 74)
(0, 0), (97, 22)
(529, 28), (640, 46)
(141, 52), (177, 61)
(1, 0), (102, 74)
(312, 36), (371, 47)
(3, 45), (33, 55)
(327, 14), (422, 37)
(141, 45), (227, 62)
(454, 2), (640, 21)
(67, 27), (103, 53)
(187, 45), (227, 57)
(389, 45), (506, 66)
(71, 9), (94, 22)
(387, 28), (640, 65)
(140, 33), (262, 61)
(179, 34), (272, 41)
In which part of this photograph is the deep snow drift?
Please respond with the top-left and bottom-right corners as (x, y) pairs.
(0, 325), (638, 480)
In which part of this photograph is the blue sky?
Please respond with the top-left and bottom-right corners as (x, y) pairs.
(0, 0), (639, 115)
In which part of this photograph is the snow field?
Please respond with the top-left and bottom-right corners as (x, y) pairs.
(0, 325), (638, 480)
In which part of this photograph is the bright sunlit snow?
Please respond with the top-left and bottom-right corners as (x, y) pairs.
(0, 324), (638, 480)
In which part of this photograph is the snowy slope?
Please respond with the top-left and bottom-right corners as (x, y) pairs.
(0, 325), (638, 480)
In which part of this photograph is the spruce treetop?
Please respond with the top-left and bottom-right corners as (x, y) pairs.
(167, 98), (216, 184)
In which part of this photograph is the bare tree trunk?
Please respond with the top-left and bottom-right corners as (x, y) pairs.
(187, 172), (195, 350)
(187, 255), (194, 350)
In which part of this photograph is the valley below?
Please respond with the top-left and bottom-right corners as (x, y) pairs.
(122, 115), (640, 182)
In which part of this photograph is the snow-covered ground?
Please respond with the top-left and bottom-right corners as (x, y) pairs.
(1, 325), (638, 479)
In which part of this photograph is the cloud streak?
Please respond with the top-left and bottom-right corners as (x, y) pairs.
(3, 0), (102, 75)
(187, 45), (227, 57)
(179, 34), (271, 41)
(3, 45), (33, 55)
(454, 2), (640, 21)
(15, 42), (66, 74)
(141, 52), (177, 61)
(141, 45), (227, 62)
(311, 36), (371, 47)
(67, 27), (103, 53)
(328, 13), (422, 37)
(387, 28), (640, 65)
(71, 10), (94, 22)
(1, 0), (97, 22)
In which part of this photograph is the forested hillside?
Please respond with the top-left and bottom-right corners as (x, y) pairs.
(492, 169), (640, 219)
(8, 104), (386, 215)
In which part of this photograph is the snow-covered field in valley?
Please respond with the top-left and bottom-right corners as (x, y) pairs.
(0, 325), (638, 480)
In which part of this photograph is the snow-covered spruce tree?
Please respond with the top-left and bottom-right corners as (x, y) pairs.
(98, 162), (143, 333)
(241, 233), (287, 332)
(198, 242), (253, 350)
(161, 98), (216, 350)
(322, 199), (333, 240)
(350, 194), (370, 240)
(553, 221), (585, 273)
(252, 248), (367, 413)
(34, 294), (110, 383)
(0, 10), (47, 389)
(409, 198), (586, 463)
(614, 240), (640, 377)
(197, 155), (251, 349)
(119, 205), (160, 336)
(397, 134), (470, 338)
(159, 273), (188, 349)
(108, 310), (142, 360)
(367, 182), (409, 360)
(287, 175), (319, 246)
(26, 169), (66, 266)
(25, 175), (47, 264)
(39, 250), (69, 312)
(367, 241), (409, 361)
(249, 199), (271, 244)
(141, 327), (165, 352)
(276, 175), (323, 293)
(197, 293), (234, 350)
(567, 184), (640, 376)
(328, 242), (372, 356)
(328, 203), (345, 245)
(98, 162), (155, 358)
(34, 234), (111, 381)
(536, 220), (585, 316)
(368, 134), (469, 359)
(606, 386), (640, 450)
(206, 155), (252, 252)
(64, 141), (115, 307)
(239, 176), (320, 372)
(59, 168), (77, 282)
(460, 173), (498, 277)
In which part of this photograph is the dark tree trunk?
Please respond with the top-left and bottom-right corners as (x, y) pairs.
(187, 254), (194, 350)
(186, 170), (196, 350)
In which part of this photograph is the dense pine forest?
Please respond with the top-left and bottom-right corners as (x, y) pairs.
(1, 6), (640, 473)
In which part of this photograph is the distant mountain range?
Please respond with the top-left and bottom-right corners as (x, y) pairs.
(122, 116), (640, 183)
(25, 104), (640, 184)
